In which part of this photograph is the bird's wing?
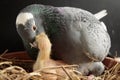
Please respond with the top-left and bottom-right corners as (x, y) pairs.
(58, 7), (110, 61)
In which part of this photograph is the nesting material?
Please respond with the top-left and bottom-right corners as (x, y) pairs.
(0, 61), (83, 80)
(0, 59), (120, 80)
(0, 52), (120, 80)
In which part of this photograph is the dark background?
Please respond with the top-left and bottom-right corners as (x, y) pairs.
(0, 0), (120, 56)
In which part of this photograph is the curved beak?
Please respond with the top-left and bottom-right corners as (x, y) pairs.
(29, 41), (38, 48)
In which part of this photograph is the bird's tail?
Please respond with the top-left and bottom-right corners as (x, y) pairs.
(94, 10), (107, 20)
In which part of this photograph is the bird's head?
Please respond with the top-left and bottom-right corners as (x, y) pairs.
(16, 12), (44, 43)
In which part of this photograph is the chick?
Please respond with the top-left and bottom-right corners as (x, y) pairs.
(32, 32), (75, 80)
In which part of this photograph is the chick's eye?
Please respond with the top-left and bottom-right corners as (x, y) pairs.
(32, 26), (37, 31)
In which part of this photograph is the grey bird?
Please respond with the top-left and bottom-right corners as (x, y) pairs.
(16, 4), (111, 76)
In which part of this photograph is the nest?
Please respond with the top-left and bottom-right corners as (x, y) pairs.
(0, 50), (120, 80)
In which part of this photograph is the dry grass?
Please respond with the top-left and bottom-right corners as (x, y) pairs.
(0, 50), (120, 80)
(0, 59), (119, 80)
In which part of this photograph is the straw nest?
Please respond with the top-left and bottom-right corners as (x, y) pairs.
(0, 52), (120, 80)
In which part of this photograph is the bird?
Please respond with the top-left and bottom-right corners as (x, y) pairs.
(16, 4), (111, 76)
(32, 32), (64, 70)
(32, 32), (77, 80)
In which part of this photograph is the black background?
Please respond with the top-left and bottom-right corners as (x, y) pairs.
(0, 0), (120, 56)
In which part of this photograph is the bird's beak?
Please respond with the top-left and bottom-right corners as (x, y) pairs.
(29, 42), (37, 48)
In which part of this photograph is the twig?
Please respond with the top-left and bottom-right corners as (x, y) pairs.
(42, 65), (78, 70)
(0, 49), (8, 57)
(0, 61), (12, 66)
(0, 57), (34, 63)
(21, 72), (41, 80)
(40, 70), (65, 78)
(0, 66), (27, 73)
(73, 70), (82, 75)
(61, 66), (73, 80)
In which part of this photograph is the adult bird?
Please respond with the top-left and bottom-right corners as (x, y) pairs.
(16, 4), (111, 76)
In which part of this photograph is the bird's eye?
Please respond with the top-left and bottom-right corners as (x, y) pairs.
(32, 26), (37, 31)
(82, 18), (87, 22)
(81, 16), (87, 23)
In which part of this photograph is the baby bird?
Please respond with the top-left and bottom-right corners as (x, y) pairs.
(33, 32), (52, 70)
(33, 32), (67, 70)
(32, 32), (78, 80)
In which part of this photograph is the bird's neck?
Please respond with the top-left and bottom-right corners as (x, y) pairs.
(39, 50), (50, 61)
(35, 50), (51, 68)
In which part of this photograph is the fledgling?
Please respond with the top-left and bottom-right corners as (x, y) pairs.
(33, 32), (57, 80)
(32, 32), (77, 80)
(33, 32), (52, 70)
